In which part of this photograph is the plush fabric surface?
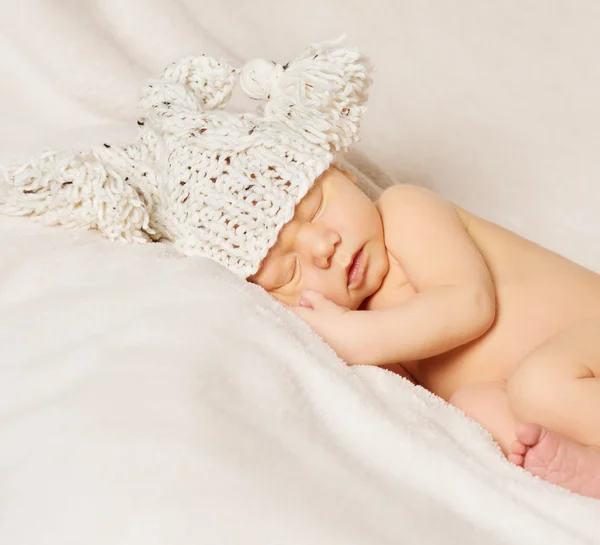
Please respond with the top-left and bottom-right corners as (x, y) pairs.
(1, 1), (599, 544)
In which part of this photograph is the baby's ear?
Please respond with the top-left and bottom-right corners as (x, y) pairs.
(333, 163), (357, 184)
(345, 170), (358, 185)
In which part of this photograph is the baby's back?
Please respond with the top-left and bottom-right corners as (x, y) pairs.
(400, 207), (600, 400)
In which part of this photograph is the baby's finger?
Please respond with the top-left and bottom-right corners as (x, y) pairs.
(298, 296), (313, 309)
(301, 289), (345, 313)
(300, 289), (328, 310)
(289, 305), (313, 320)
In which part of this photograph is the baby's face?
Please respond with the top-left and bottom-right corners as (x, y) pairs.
(250, 167), (389, 309)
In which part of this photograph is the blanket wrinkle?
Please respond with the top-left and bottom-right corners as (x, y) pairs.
(2, 1), (600, 544)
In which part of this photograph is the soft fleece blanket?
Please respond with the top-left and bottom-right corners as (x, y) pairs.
(1, 1), (600, 544)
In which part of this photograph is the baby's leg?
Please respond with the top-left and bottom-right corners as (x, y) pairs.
(507, 315), (600, 447)
(506, 316), (600, 498)
(449, 382), (517, 456)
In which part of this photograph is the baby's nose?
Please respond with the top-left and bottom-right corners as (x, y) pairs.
(308, 228), (341, 268)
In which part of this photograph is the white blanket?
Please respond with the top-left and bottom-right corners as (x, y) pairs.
(1, 1), (600, 544)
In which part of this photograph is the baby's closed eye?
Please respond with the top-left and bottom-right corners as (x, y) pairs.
(286, 256), (300, 285)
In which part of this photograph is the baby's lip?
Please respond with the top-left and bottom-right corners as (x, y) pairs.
(346, 246), (364, 287)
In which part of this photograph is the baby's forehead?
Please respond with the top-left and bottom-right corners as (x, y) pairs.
(250, 168), (338, 286)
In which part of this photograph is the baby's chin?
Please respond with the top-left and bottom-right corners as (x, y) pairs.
(346, 296), (366, 311)
(351, 283), (384, 310)
(328, 284), (378, 310)
(339, 291), (370, 311)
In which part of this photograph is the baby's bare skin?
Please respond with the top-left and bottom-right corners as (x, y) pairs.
(252, 166), (600, 498)
(371, 192), (600, 498)
(369, 205), (600, 400)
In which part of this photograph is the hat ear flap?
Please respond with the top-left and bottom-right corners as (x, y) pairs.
(140, 55), (238, 133)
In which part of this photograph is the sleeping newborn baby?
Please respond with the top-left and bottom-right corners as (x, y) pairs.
(250, 163), (600, 499)
(2, 39), (599, 499)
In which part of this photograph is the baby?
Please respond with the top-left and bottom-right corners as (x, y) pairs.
(250, 163), (600, 499)
(3, 40), (599, 499)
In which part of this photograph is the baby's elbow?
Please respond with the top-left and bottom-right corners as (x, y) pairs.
(468, 285), (496, 338)
(443, 284), (496, 349)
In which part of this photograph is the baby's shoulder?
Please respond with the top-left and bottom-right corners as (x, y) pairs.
(377, 182), (428, 204)
(377, 183), (452, 209)
(376, 183), (459, 231)
(374, 183), (488, 282)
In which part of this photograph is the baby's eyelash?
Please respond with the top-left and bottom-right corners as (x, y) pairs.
(311, 194), (323, 221)
(288, 256), (299, 284)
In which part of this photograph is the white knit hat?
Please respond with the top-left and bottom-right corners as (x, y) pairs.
(0, 38), (373, 278)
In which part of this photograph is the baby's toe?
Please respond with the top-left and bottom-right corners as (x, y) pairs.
(508, 453), (524, 466)
(515, 422), (544, 447)
(510, 439), (527, 456)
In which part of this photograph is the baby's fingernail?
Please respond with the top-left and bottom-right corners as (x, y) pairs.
(299, 297), (312, 308)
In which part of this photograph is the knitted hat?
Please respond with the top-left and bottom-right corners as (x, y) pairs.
(0, 38), (373, 278)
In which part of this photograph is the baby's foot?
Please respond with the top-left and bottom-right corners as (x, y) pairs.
(509, 423), (600, 499)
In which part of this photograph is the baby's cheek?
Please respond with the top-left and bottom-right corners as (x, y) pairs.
(302, 273), (348, 306)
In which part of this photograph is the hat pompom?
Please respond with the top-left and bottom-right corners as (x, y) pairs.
(240, 58), (283, 100)
(260, 39), (373, 153)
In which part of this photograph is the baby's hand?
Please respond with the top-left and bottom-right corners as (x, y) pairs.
(291, 290), (369, 366)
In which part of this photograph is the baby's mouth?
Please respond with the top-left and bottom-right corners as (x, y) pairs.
(346, 246), (365, 288)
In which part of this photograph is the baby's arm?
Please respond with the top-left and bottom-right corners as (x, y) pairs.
(356, 185), (496, 366)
